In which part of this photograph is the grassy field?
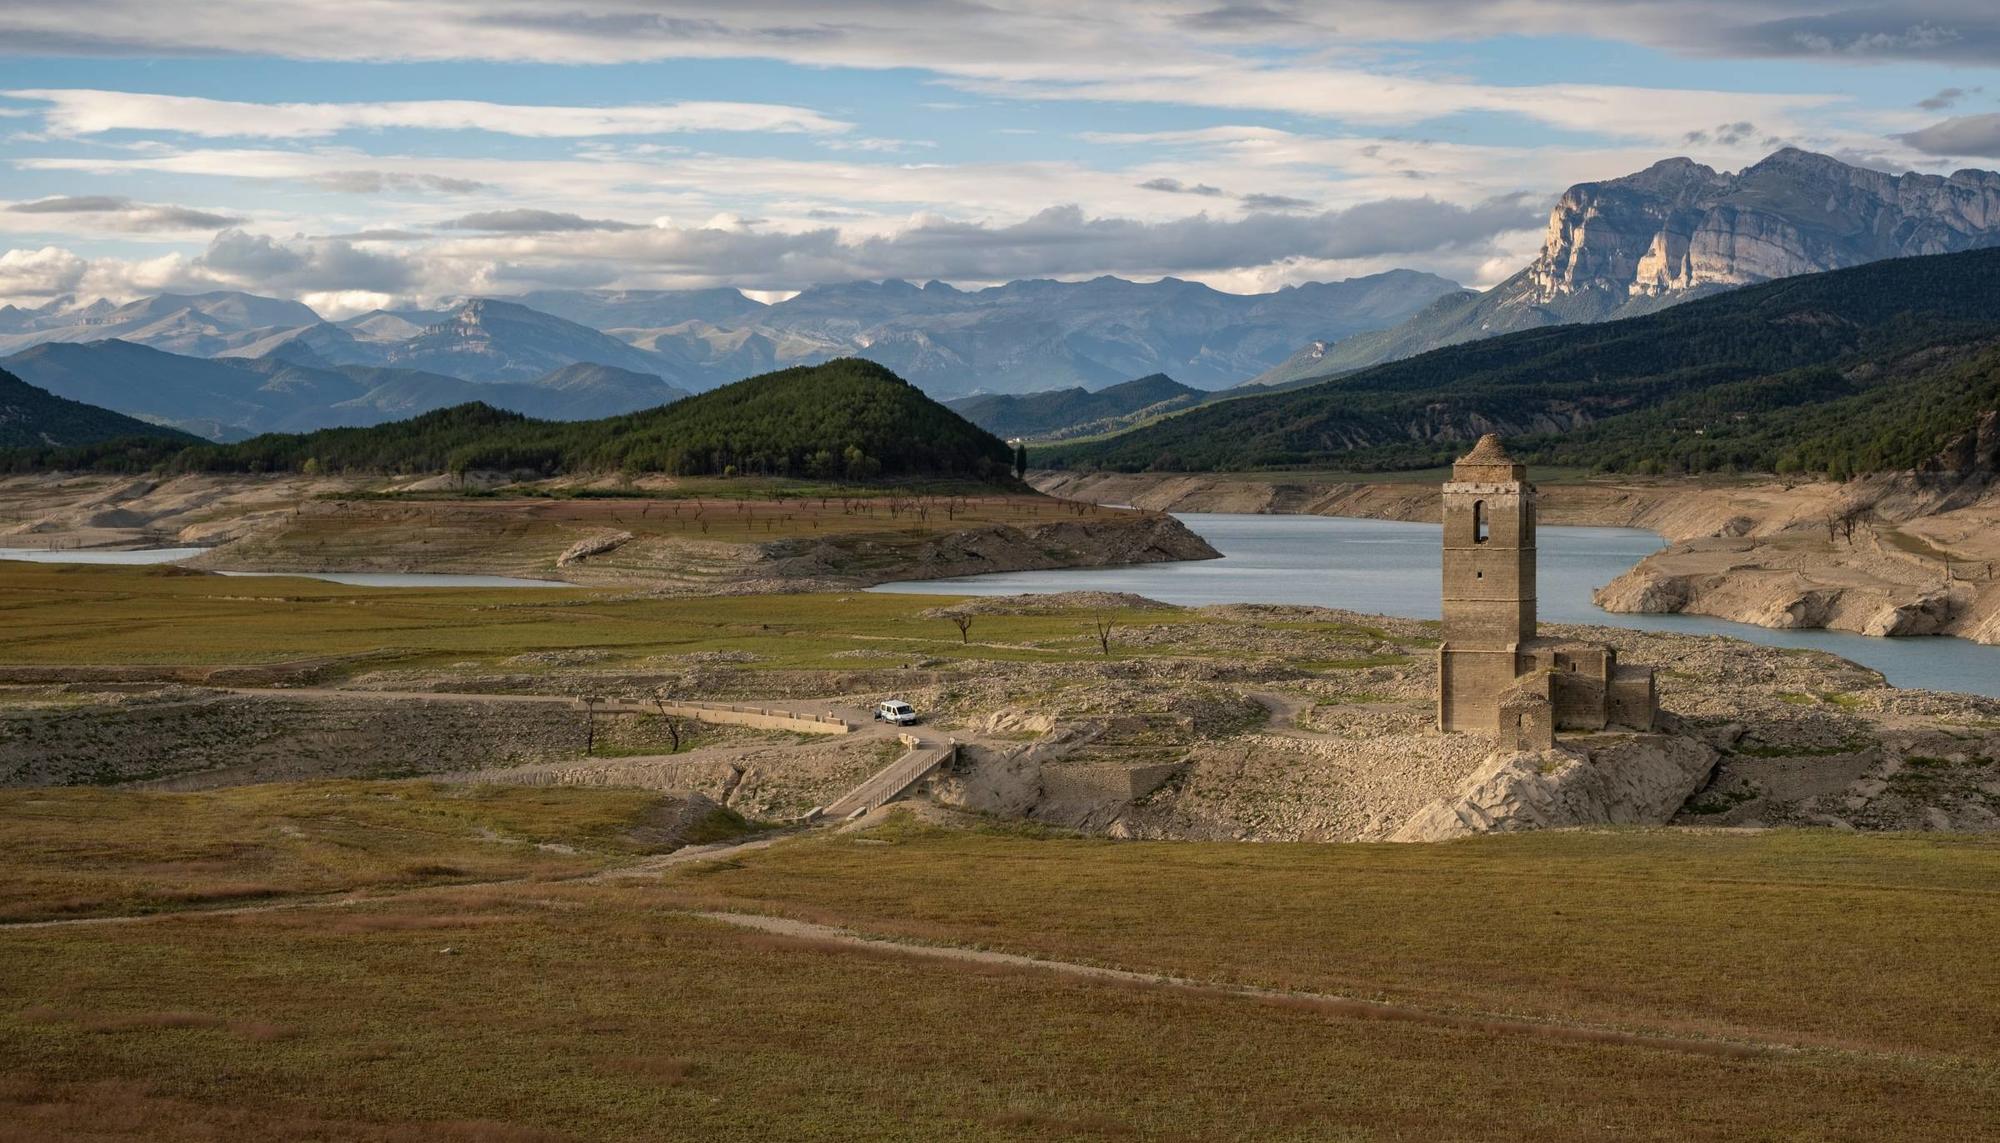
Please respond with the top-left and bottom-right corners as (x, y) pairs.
(0, 562), (1387, 672)
(650, 817), (2000, 1060)
(3, 527), (1994, 1137)
(1, 799), (1994, 1140)
(0, 782), (750, 923)
(232, 487), (1114, 555)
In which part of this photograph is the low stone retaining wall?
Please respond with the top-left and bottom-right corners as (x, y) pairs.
(591, 698), (849, 735)
(1, 695), (593, 788)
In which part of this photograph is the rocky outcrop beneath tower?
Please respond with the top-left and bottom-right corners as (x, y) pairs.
(1391, 732), (1719, 841)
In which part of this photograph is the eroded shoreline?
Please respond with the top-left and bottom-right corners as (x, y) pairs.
(0, 472), (1219, 592)
(1035, 469), (2000, 647)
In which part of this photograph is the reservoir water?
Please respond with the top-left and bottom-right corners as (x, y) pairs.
(871, 513), (2000, 698)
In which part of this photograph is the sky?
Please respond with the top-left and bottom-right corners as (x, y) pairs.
(3, 1), (2000, 315)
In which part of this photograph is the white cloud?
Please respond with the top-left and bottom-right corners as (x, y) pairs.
(1, 192), (1544, 307)
(4, 195), (244, 232)
(7, 89), (855, 139)
(1899, 112), (2000, 157)
(2, 2), (1996, 66)
(0, 246), (88, 298)
(0, 7), (1900, 151)
(959, 69), (1837, 144)
(439, 209), (642, 233)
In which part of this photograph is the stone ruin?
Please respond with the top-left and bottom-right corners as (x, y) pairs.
(1435, 434), (1658, 750)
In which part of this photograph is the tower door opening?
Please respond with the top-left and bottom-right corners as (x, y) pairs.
(1473, 500), (1489, 544)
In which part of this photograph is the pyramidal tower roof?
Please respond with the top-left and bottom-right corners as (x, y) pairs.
(1462, 433), (1516, 463)
(1452, 433), (1525, 481)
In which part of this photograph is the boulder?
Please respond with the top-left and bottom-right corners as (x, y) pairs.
(556, 530), (633, 566)
(1392, 732), (1718, 841)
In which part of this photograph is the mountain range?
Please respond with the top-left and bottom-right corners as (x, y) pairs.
(1245, 148), (2000, 388)
(11, 245), (2000, 484)
(0, 271), (1463, 406)
(0, 340), (690, 440)
(15, 359), (1014, 482)
(1046, 246), (2000, 478)
(10, 146), (2000, 445)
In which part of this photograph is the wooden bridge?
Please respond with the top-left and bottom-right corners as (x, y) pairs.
(817, 735), (958, 821)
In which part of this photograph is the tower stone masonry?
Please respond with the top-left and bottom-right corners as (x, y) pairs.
(1436, 434), (1657, 749)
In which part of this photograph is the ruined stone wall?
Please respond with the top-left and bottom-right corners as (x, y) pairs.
(0, 695), (595, 788)
(1551, 672), (1610, 731)
(1438, 646), (1525, 733)
(1608, 667), (1658, 731)
(1497, 699), (1555, 753)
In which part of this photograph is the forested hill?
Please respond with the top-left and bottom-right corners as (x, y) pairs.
(946, 373), (1203, 440)
(0, 367), (197, 450)
(3, 359), (1015, 481)
(1043, 248), (2000, 479)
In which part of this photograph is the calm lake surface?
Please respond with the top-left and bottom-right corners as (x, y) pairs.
(871, 513), (2000, 698)
(0, 548), (568, 589)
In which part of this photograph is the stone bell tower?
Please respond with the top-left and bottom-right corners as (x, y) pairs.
(1437, 434), (1537, 733)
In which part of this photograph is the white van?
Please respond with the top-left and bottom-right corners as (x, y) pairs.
(873, 699), (919, 726)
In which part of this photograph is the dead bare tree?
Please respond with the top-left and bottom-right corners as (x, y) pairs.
(582, 695), (602, 754)
(653, 698), (689, 752)
(1092, 615), (1115, 656)
(951, 613), (974, 644)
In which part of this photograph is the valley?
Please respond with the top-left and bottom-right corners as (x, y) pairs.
(10, 5), (2000, 1133)
(3, 553), (1997, 1137)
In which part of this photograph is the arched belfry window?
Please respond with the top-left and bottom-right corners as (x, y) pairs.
(1473, 500), (1489, 544)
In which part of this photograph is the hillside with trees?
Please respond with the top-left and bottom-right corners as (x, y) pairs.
(945, 374), (1204, 440)
(1, 359), (1015, 481)
(0, 367), (197, 451)
(1043, 249), (2000, 478)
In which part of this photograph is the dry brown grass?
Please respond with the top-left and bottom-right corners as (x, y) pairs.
(0, 781), (743, 922)
(4, 889), (1994, 1141)
(649, 818), (2000, 1061)
(0, 560), (1195, 668)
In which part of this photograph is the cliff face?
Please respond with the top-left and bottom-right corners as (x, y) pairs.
(1308, 148), (2000, 376)
(1530, 149), (2000, 311)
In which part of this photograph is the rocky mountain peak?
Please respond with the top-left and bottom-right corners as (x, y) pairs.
(1524, 147), (2000, 311)
(1619, 156), (1724, 195)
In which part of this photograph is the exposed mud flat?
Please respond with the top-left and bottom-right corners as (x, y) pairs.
(0, 472), (1218, 591)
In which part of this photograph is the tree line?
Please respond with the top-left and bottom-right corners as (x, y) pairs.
(0, 359), (1018, 482)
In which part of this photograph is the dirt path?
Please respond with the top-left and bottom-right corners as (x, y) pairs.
(1244, 689), (1317, 738)
(0, 820), (815, 931)
(686, 909), (1781, 1060)
(0, 832), (1954, 1066)
(0, 863), (1810, 1061)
